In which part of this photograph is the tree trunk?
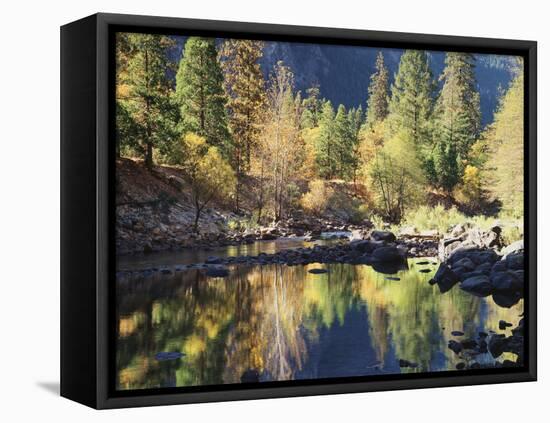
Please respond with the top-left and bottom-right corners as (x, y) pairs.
(145, 141), (153, 169)
(193, 207), (201, 233)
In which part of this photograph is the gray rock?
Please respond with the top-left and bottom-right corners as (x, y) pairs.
(505, 252), (524, 271)
(460, 275), (493, 297)
(490, 270), (523, 292)
(491, 260), (508, 274)
(501, 239), (524, 257)
(370, 230), (397, 243)
(431, 264), (459, 293)
(451, 222), (473, 238)
(452, 257), (477, 272)
(308, 268), (328, 274)
(372, 246), (405, 262)
(350, 240), (381, 254)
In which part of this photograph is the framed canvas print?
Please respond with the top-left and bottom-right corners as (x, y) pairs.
(60, 13), (537, 409)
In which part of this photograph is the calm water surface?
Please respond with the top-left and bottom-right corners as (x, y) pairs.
(116, 241), (523, 391)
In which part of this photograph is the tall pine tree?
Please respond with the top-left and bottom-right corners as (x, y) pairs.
(315, 101), (338, 179)
(388, 50), (435, 148)
(175, 37), (230, 154)
(117, 33), (178, 169)
(365, 52), (390, 127)
(301, 85), (323, 129)
(433, 52), (481, 191)
(219, 39), (266, 211)
(334, 104), (352, 179)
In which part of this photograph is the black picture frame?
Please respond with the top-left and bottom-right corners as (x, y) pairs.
(60, 12), (537, 409)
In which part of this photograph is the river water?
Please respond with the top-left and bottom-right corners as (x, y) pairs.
(116, 239), (523, 391)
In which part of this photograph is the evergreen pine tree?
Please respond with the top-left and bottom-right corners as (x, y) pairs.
(301, 85), (323, 129)
(315, 101), (337, 179)
(118, 33), (178, 169)
(433, 52), (481, 188)
(175, 37), (230, 154)
(219, 39), (266, 210)
(366, 52), (390, 127)
(334, 104), (353, 179)
(388, 50), (435, 149)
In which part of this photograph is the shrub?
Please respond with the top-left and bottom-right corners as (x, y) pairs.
(300, 180), (335, 216)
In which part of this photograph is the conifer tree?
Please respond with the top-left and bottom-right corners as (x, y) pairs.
(117, 33), (178, 169)
(388, 50), (435, 148)
(175, 37), (230, 154)
(219, 39), (266, 211)
(433, 52), (481, 190)
(366, 52), (390, 127)
(301, 85), (323, 129)
(347, 106), (363, 186)
(315, 101), (338, 179)
(334, 104), (354, 179)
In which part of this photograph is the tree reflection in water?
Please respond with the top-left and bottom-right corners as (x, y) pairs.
(116, 259), (523, 390)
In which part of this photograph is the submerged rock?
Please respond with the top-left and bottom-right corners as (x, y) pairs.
(448, 340), (463, 355)
(398, 359), (418, 368)
(240, 369), (260, 383)
(308, 268), (328, 274)
(499, 320), (513, 330)
(155, 352), (184, 361)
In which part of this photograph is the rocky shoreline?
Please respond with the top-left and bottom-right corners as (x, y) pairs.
(118, 224), (524, 309)
(431, 223), (524, 308)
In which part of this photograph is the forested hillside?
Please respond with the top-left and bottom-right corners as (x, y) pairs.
(168, 37), (517, 126)
(115, 32), (524, 252)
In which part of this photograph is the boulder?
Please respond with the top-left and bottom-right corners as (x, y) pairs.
(431, 264), (459, 293)
(372, 246), (405, 262)
(491, 260), (507, 274)
(505, 252), (524, 271)
(449, 247), (498, 266)
(460, 275), (493, 297)
(452, 257), (477, 272)
(438, 237), (463, 261)
(490, 270), (523, 292)
(350, 239), (382, 254)
(370, 230), (397, 243)
(451, 222), (473, 238)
